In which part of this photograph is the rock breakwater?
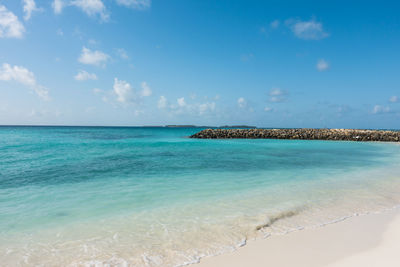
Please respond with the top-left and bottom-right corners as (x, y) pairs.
(190, 128), (400, 142)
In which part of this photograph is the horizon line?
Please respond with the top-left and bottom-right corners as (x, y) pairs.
(0, 125), (398, 131)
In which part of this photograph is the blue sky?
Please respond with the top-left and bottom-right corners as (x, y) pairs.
(0, 0), (399, 128)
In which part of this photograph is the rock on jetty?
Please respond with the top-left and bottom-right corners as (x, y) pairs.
(190, 128), (400, 142)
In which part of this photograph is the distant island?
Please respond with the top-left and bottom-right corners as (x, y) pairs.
(164, 125), (257, 128)
(165, 125), (198, 128)
(190, 128), (400, 142)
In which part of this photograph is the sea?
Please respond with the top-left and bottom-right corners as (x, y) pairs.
(0, 126), (399, 266)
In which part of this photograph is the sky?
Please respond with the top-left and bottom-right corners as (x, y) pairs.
(0, 0), (399, 128)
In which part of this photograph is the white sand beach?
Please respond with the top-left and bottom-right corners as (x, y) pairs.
(198, 208), (400, 267)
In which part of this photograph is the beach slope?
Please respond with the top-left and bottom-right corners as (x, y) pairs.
(197, 209), (400, 267)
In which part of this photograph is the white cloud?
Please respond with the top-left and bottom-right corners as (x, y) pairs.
(71, 0), (109, 21)
(140, 82), (152, 97)
(270, 19), (280, 29)
(52, 0), (65, 14)
(372, 105), (390, 114)
(53, 0), (151, 20)
(0, 63), (35, 86)
(158, 95), (167, 109)
(116, 0), (151, 9)
(316, 59), (329, 71)
(237, 97), (247, 108)
(53, 0), (108, 20)
(177, 97), (186, 107)
(113, 78), (134, 103)
(268, 88), (288, 102)
(74, 70), (98, 81)
(0, 63), (49, 100)
(0, 5), (25, 38)
(389, 96), (399, 103)
(78, 47), (110, 67)
(288, 19), (328, 40)
(111, 78), (151, 104)
(23, 0), (42, 21)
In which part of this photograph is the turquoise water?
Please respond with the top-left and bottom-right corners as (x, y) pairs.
(0, 126), (400, 266)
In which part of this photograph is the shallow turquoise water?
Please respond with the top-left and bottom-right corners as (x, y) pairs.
(0, 127), (399, 266)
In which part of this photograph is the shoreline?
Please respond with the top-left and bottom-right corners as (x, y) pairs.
(196, 206), (400, 267)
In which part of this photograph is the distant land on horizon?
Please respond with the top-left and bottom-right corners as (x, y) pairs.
(0, 124), (258, 128)
(0, 125), (399, 131)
